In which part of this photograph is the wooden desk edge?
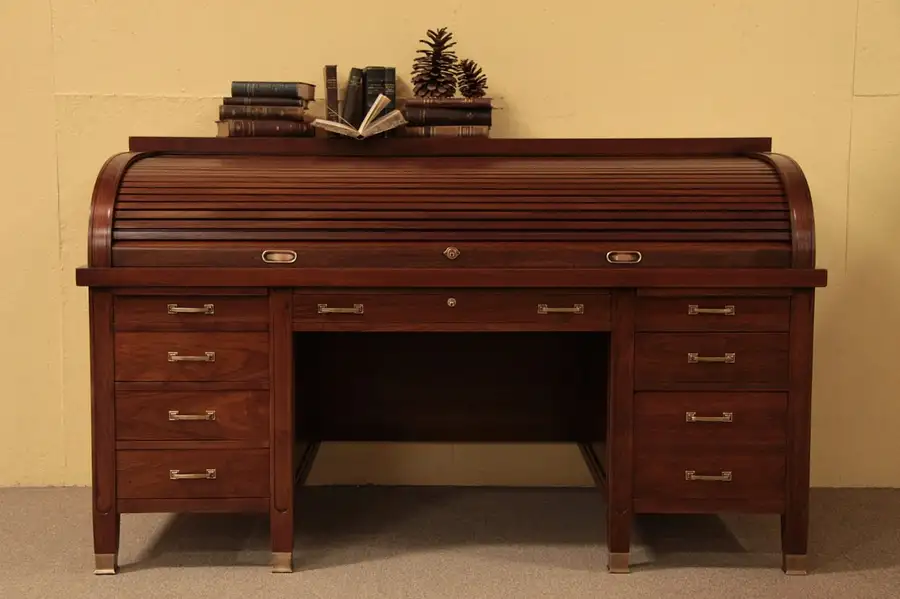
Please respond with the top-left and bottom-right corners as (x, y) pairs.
(75, 267), (828, 289)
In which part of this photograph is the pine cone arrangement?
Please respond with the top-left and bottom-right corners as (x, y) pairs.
(456, 59), (488, 98)
(411, 27), (458, 98)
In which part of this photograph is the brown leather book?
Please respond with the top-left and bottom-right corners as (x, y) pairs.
(216, 119), (314, 137)
(219, 105), (307, 121)
(403, 107), (492, 127)
(223, 97), (308, 107)
(230, 81), (316, 100)
(400, 125), (490, 137)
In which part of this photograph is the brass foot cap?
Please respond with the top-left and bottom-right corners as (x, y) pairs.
(608, 552), (630, 574)
(783, 554), (808, 575)
(94, 553), (118, 575)
(272, 552), (293, 574)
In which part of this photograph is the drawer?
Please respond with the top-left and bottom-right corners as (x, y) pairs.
(116, 390), (269, 441)
(292, 290), (611, 331)
(634, 392), (786, 449)
(115, 295), (268, 331)
(634, 451), (785, 503)
(636, 296), (790, 332)
(634, 332), (789, 391)
(117, 449), (269, 499)
(114, 332), (269, 382)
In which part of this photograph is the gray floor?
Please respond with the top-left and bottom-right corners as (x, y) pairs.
(1, 486), (898, 598)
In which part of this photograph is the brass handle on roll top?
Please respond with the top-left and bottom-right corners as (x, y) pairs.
(606, 250), (642, 264)
(261, 250), (298, 264)
(168, 303), (215, 315)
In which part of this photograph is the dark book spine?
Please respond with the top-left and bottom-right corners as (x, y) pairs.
(230, 81), (316, 99)
(400, 125), (491, 138)
(219, 105), (307, 121)
(401, 97), (493, 108)
(223, 97), (307, 107)
(324, 65), (339, 121)
(382, 67), (397, 137)
(341, 68), (364, 128)
(364, 66), (385, 115)
(403, 107), (492, 127)
(217, 119), (314, 137)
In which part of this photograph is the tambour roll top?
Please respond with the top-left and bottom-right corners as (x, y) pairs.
(89, 141), (815, 271)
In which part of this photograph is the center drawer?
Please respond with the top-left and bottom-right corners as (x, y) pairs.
(292, 290), (611, 331)
(114, 332), (269, 382)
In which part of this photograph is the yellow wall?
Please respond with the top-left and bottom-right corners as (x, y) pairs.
(2, 0), (897, 487)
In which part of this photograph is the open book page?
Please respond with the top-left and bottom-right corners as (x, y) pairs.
(360, 110), (408, 138)
(310, 118), (361, 137)
(357, 94), (391, 134)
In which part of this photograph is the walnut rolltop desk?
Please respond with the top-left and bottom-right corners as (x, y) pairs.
(75, 137), (827, 576)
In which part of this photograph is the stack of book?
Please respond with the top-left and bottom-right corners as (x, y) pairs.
(216, 81), (316, 137)
(322, 66), (398, 135)
(398, 97), (493, 137)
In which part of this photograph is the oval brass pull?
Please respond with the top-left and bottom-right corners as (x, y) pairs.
(443, 246), (461, 260)
(169, 410), (217, 422)
(261, 249), (298, 264)
(168, 303), (215, 315)
(688, 305), (735, 316)
(685, 470), (732, 482)
(606, 250), (642, 264)
(168, 351), (216, 363)
(447, 298), (457, 307)
(169, 469), (217, 481)
(685, 411), (733, 423)
(317, 303), (364, 315)
(537, 304), (584, 314)
(687, 352), (735, 364)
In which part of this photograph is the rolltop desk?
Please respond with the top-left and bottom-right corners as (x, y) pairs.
(75, 136), (828, 575)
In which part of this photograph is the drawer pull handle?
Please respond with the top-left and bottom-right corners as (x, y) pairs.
(261, 249), (298, 264)
(606, 250), (642, 264)
(685, 470), (732, 482)
(687, 352), (735, 364)
(167, 303), (215, 315)
(169, 469), (217, 481)
(168, 410), (217, 422)
(317, 303), (364, 315)
(688, 304), (735, 316)
(443, 246), (461, 260)
(167, 351), (216, 363)
(537, 304), (584, 315)
(686, 411), (733, 423)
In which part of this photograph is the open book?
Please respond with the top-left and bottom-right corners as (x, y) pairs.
(311, 93), (407, 139)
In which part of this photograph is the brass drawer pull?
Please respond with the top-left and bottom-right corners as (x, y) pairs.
(168, 410), (217, 421)
(688, 304), (735, 316)
(169, 469), (217, 481)
(261, 249), (298, 264)
(537, 304), (584, 315)
(606, 250), (642, 264)
(317, 303), (364, 315)
(685, 470), (732, 482)
(167, 303), (215, 315)
(443, 246), (461, 260)
(167, 351), (216, 363)
(687, 352), (735, 364)
(686, 411), (733, 423)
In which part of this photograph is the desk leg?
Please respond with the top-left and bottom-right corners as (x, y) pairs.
(782, 291), (814, 575)
(91, 290), (119, 575)
(270, 289), (295, 573)
(607, 289), (635, 574)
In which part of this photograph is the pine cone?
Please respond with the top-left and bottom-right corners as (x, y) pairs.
(411, 27), (458, 98)
(456, 59), (488, 98)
